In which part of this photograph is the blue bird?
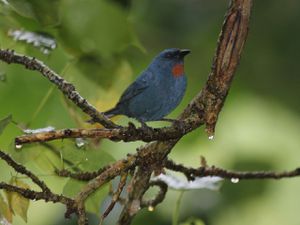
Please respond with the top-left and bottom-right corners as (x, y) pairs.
(104, 48), (190, 125)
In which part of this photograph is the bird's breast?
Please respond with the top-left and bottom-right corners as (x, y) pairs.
(171, 63), (184, 77)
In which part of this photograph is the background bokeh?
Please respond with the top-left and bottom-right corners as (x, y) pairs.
(0, 0), (300, 225)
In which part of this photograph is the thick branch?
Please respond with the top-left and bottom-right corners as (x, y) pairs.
(180, 0), (253, 137)
(15, 124), (193, 145)
(118, 0), (253, 224)
(0, 1), (256, 225)
(0, 49), (116, 129)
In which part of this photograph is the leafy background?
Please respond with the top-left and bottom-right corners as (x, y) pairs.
(0, 0), (300, 225)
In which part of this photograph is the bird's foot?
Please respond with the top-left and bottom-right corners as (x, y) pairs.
(139, 121), (153, 133)
(161, 118), (185, 131)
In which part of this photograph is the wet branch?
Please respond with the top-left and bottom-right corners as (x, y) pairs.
(0, 150), (77, 219)
(118, 0), (253, 224)
(165, 159), (300, 180)
(0, 151), (50, 192)
(2, 1), (298, 225)
(140, 181), (168, 208)
(0, 49), (117, 129)
(99, 172), (128, 225)
(15, 124), (192, 145)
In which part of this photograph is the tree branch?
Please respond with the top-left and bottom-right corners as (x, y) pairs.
(140, 181), (168, 208)
(0, 150), (77, 219)
(99, 172), (128, 225)
(5, 1), (294, 225)
(0, 151), (50, 192)
(0, 49), (117, 129)
(118, 0), (253, 224)
(165, 159), (300, 180)
(15, 124), (190, 145)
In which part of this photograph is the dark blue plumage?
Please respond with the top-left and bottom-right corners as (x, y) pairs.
(104, 48), (190, 122)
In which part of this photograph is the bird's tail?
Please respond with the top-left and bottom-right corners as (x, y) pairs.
(87, 107), (120, 124)
(103, 107), (120, 118)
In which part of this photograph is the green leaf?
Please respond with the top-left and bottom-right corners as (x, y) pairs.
(180, 217), (205, 225)
(6, 0), (61, 26)
(61, 147), (114, 215)
(63, 179), (109, 215)
(59, 0), (134, 56)
(0, 193), (13, 224)
(77, 54), (133, 89)
(6, 0), (35, 19)
(6, 179), (30, 223)
(0, 115), (12, 136)
(79, 149), (115, 171)
(61, 146), (115, 172)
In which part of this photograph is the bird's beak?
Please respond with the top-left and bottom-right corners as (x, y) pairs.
(179, 49), (191, 57)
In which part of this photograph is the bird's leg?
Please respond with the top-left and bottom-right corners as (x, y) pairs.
(139, 120), (153, 132)
(160, 118), (185, 130)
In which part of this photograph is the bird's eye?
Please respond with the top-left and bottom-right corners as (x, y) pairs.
(164, 50), (180, 59)
(165, 53), (172, 58)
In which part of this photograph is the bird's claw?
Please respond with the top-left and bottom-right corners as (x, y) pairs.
(160, 118), (185, 130)
(140, 121), (153, 133)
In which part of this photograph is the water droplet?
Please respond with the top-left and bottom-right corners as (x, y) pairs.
(15, 144), (22, 149)
(208, 135), (214, 140)
(41, 48), (50, 55)
(75, 138), (86, 148)
(231, 178), (239, 183)
(0, 72), (6, 82)
(148, 206), (154, 212)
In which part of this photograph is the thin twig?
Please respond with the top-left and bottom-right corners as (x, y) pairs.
(0, 49), (117, 129)
(0, 150), (50, 192)
(0, 182), (72, 205)
(165, 159), (300, 180)
(55, 167), (109, 181)
(99, 172), (128, 225)
(140, 180), (168, 208)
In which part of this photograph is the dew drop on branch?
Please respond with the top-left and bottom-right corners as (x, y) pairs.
(208, 135), (214, 140)
(75, 138), (86, 148)
(230, 178), (239, 183)
(15, 144), (22, 149)
(0, 72), (6, 82)
(148, 206), (155, 212)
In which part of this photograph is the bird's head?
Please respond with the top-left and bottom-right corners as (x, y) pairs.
(153, 48), (191, 77)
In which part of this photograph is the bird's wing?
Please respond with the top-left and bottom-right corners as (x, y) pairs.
(117, 70), (154, 105)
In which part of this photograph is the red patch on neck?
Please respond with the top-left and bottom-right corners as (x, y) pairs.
(172, 64), (184, 77)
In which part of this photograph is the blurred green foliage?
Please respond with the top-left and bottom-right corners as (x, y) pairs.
(0, 0), (300, 225)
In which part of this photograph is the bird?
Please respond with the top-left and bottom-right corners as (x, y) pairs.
(104, 48), (190, 126)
